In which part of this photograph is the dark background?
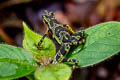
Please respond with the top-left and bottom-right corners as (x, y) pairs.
(0, 0), (120, 80)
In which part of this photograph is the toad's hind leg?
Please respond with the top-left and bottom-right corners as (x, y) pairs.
(71, 30), (87, 45)
(62, 58), (79, 69)
(53, 43), (79, 68)
(52, 43), (71, 64)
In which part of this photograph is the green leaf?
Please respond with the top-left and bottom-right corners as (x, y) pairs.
(22, 22), (56, 63)
(68, 21), (120, 67)
(35, 64), (72, 80)
(0, 44), (37, 80)
(26, 72), (35, 80)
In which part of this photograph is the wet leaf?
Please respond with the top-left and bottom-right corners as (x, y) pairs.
(68, 21), (120, 67)
(35, 64), (71, 80)
(23, 22), (56, 63)
(0, 44), (37, 80)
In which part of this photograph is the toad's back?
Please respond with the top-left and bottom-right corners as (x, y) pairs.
(42, 11), (71, 44)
